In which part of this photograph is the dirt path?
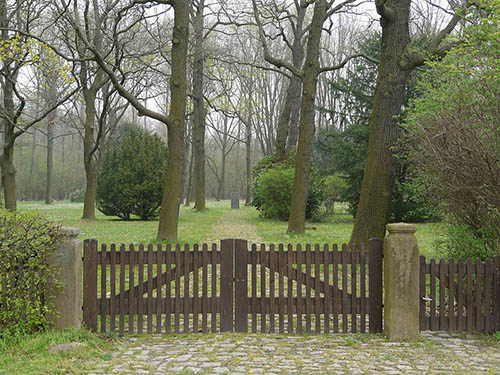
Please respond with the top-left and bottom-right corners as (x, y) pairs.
(205, 206), (263, 244)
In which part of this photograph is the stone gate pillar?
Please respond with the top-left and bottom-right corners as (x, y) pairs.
(48, 226), (83, 329)
(383, 223), (419, 340)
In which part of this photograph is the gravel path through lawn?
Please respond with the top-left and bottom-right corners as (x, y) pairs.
(205, 206), (263, 244)
(88, 332), (500, 374)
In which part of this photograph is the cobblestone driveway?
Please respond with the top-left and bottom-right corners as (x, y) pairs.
(88, 332), (500, 374)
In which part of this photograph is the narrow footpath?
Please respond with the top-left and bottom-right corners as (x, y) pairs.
(205, 205), (263, 244)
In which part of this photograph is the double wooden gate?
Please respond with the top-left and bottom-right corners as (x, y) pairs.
(83, 238), (383, 335)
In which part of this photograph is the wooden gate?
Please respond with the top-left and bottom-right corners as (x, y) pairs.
(83, 238), (383, 335)
(419, 255), (500, 332)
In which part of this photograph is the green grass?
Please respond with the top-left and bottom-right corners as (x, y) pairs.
(18, 200), (444, 257)
(0, 329), (113, 375)
(18, 201), (226, 245)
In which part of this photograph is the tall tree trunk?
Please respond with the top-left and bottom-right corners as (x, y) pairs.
(29, 127), (36, 200)
(245, 122), (252, 205)
(274, 4), (305, 160)
(287, 0), (326, 234)
(192, 0), (207, 211)
(1, 142), (16, 210)
(82, 93), (97, 219)
(157, 0), (189, 241)
(45, 117), (54, 204)
(184, 140), (194, 206)
(350, 0), (412, 245)
(217, 147), (226, 201)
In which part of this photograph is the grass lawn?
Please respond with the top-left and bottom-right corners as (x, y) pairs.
(18, 200), (445, 257)
(0, 329), (112, 375)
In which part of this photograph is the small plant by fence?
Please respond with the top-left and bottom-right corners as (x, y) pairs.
(419, 255), (500, 332)
(83, 238), (383, 335)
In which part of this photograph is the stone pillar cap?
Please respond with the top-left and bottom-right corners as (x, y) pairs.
(386, 223), (417, 234)
(60, 226), (80, 237)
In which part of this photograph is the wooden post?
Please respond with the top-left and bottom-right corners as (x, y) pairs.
(368, 238), (383, 333)
(83, 239), (98, 332)
(234, 239), (248, 332)
(220, 239), (234, 332)
(494, 256), (500, 331)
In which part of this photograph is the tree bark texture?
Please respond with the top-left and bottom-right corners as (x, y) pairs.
(274, 4), (305, 161)
(350, 0), (412, 245)
(82, 91), (98, 220)
(157, 0), (190, 241)
(45, 116), (54, 204)
(192, 0), (207, 211)
(287, 0), (326, 234)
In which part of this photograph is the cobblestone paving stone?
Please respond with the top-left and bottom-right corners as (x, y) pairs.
(88, 332), (500, 375)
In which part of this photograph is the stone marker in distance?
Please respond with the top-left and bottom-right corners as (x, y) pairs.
(231, 192), (239, 209)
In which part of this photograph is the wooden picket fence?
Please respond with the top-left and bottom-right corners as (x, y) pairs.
(83, 238), (384, 335)
(419, 255), (500, 332)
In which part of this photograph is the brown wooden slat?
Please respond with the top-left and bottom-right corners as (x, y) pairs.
(235, 239), (248, 332)
(110, 244), (116, 332)
(296, 244), (303, 334)
(476, 260), (483, 331)
(202, 244), (208, 333)
(156, 244), (163, 334)
(261, 244), (266, 333)
(333, 244), (339, 333)
(278, 244), (285, 333)
(269, 244), (276, 333)
(439, 259), (446, 331)
(449, 259), (456, 332)
(466, 259), (473, 332)
(128, 244), (135, 334)
(100, 244), (107, 333)
(419, 256), (426, 331)
(119, 244), (126, 336)
(147, 244), (154, 334)
(83, 239), (98, 332)
(315, 244), (321, 333)
(305, 244), (312, 333)
(165, 244), (172, 334)
(359, 245), (366, 333)
(193, 244), (200, 333)
(137, 244), (144, 334)
(341, 244), (348, 333)
(494, 256), (500, 331)
(457, 259), (465, 332)
(175, 244), (181, 333)
(251, 243), (258, 333)
(287, 244), (293, 333)
(430, 259), (437, 331)
(368, 238), (383, 334)
(184, 244), (190, 333)
(211, 243), (217, 333)
(351, 247), (358, 333)
(484, 259), (492, 332)
(220, 239), (233, 332)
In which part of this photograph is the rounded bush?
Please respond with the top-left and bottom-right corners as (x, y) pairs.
(97, 125), (168, 220)
(253, 165), (323, 221)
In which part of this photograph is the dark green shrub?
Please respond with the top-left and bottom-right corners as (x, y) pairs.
(0, 211), (62, 336)
(253, 164), (323, 221)
(97, 125), (168, 220)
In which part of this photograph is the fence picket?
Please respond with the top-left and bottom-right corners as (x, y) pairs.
(287, 244), (293, 333)
(315, 244), (321, 333)
(202, 244), (208, 333)
(156, 244), (163, 334)
(100, 244), (107, 333)
(110, 244), (116, 332)
(137, 244), (144, 334)
(333, 244), (339, 333)
(147, 244), (154, 334)
(305, 244), (312, 334)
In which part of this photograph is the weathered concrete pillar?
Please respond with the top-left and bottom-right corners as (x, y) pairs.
(384, 223), (419, 340)
(231, 192), (240, 209)
(48, 227), (83, 329)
